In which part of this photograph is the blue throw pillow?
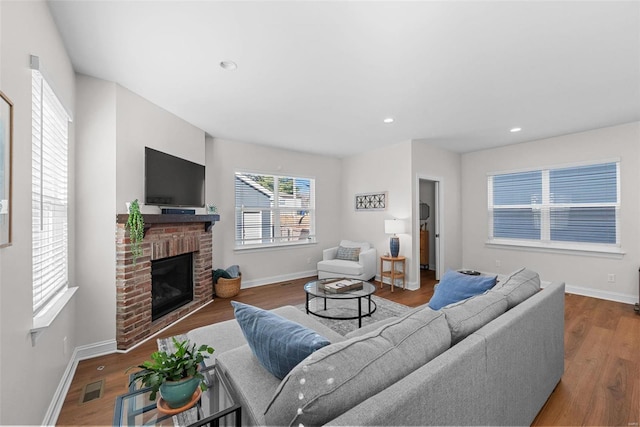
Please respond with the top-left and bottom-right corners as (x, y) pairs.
(231, 301), (331, 379)
(428, 270), (497, 310)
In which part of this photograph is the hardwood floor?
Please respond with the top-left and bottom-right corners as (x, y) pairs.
(56, 271), (639, 426)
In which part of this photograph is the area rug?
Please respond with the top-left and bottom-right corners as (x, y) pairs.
(295, 295), (411, 336)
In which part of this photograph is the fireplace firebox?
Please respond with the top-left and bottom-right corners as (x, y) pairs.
(152, 253), (194, 321)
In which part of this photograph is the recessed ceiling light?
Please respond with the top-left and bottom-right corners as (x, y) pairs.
(510, 127), (522, 133)
(220, 61), (237, 70)
(383, 117), (394, 124)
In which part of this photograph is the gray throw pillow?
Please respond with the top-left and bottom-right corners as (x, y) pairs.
(491, 268), (541, 309)
(263, 306), (451, 426)
(335, 245), (360, 261)
(442, 291), (508, 344)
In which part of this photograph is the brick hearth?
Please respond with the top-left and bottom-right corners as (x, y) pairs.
(115, 215), (216, 351)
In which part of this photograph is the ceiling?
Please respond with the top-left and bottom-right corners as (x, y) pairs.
(47, 1), (640, 158)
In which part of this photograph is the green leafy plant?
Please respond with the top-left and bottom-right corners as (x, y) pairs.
(126, 199), (145, 264)
(127, 337), (215, 401)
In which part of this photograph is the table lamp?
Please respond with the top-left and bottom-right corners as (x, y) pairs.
(384, 219), (405, 258)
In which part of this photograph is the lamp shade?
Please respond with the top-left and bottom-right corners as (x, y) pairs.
(384, 219), (405, 235)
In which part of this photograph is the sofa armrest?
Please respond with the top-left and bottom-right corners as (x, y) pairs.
(323, 246), (339, 260)
(358, 247), (377, 279)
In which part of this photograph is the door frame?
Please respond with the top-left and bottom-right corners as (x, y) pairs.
(414, 174), (444, 284)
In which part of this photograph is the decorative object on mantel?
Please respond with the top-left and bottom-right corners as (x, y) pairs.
(0, 91), (13, 248)
(355, 191), (387, 211)
(126, 199), (145, 264)
(206, 203), (217, 214)
(127, 337), (214, 409)
(385, 219), (405, 258)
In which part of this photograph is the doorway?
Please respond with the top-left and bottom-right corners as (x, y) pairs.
(416, 176), (442, 287)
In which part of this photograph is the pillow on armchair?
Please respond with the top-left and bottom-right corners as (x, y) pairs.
(335, 246), (361, 261)
(339, 240), (370, 253)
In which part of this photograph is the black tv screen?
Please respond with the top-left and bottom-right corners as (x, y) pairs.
(145, 147), (205, 207)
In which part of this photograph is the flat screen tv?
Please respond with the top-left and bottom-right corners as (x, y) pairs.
(145, 147), (205, 207)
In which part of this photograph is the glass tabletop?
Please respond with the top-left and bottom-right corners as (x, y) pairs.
(304, 278), (376, 299)
(113, 364), (241, 427)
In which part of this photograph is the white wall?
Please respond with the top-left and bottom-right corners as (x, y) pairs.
(75, 75), (117, 345)
(207, 137), (343, 286)
(342, 141), (415, 286)
(412, 141), (463, 280)
(0, 1), (77, 424)
(73, 80), (207, 348)
(115, 85), (206, 213)
(461, 122), (640, 303)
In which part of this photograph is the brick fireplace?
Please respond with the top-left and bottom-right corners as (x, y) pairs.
(115, 214), (219, 351)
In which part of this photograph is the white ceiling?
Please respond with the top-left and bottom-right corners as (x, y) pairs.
(47, 1), (640, 158)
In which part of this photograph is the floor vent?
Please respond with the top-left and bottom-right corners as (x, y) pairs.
(80, 379), (104, 404)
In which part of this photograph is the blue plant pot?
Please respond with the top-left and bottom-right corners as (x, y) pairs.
(390, 236), (400, 258)
(160, 376), (201, 409)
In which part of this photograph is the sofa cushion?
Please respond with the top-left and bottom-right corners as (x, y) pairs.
(490, 268), (541, 309)
(442, 291), (508, 344)
(335, 245), (361, 261)
(317, 259), (364, 276)
(263, 306), (451, 426)
(428, 270), (497, 310)
(232, 301), (331, 379)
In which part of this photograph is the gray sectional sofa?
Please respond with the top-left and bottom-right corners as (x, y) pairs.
(186, 270), (565, 426)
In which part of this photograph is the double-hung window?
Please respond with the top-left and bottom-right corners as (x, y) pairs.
(235, 172), (315, 248)
(32, 68), (70, 314)
(488, 161), (620, 252)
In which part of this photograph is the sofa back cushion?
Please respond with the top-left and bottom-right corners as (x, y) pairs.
(490, 268), (541, 309)
(263, 306), (451, 426)
(442, 291), (508, 344)
(428, 270), (497, 310)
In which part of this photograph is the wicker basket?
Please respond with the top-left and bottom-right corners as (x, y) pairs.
(215, 275), (241, 298)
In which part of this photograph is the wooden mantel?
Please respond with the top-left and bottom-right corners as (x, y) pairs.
(116, 213), (221, 236)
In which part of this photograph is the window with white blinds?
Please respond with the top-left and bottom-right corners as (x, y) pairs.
(32, 70), (69, 314)
(488, 161), (619, 249)
(235, 172), (315, 248)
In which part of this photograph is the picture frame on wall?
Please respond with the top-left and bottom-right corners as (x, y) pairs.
(0, 91), (13, 248)
(355, 191), (387, 211)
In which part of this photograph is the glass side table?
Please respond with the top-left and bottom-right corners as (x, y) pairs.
(113, 364), (241, 427)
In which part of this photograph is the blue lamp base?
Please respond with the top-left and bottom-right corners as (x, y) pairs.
(390, 236), (400, 258)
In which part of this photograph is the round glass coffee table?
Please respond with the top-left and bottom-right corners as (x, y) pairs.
(304, 279), (376, 328)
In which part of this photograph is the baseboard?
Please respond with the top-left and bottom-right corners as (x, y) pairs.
(240, 270), (318, 288)
(42, 339), (117, 426)
(565, 284), (638, 305)
(375, 274), (419, 291)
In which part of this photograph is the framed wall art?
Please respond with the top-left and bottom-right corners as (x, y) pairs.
(355, 191), (387, 211)
(0, 91), (13, 247)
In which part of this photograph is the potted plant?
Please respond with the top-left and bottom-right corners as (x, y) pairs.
(128, 337), (215, 409)
(126, 199), (145, 264)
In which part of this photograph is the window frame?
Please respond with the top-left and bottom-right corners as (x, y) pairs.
(486, 160), (624, 257)
(234, 171), (316, 250)
(31, 68), (70, 316)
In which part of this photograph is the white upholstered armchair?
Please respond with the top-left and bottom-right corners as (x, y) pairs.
(316, 240), (377, 281)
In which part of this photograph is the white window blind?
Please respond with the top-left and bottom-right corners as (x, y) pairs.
(32, 70), (69, 314)
(235, 172), (315, 248)
(488, 161), (619, 247)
